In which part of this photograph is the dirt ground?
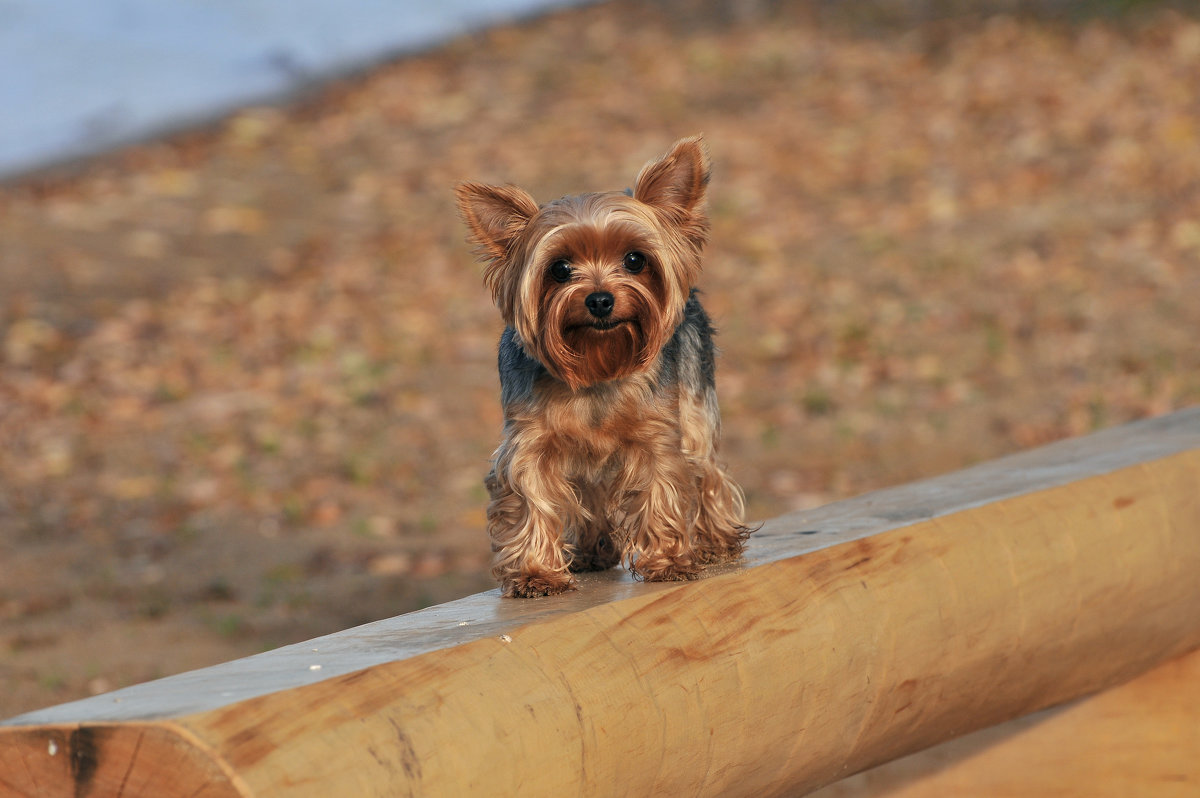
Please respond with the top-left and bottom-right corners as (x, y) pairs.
(2, 0), (1198, 720)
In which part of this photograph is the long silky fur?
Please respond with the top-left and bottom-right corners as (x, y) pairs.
(457, 136), (750, 597)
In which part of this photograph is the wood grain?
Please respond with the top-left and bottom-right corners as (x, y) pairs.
(2, 408), (1198, 797)
(812, 646), (1200, 797)
(0, 724), (241, 797)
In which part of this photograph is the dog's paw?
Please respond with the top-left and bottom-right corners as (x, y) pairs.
(568, 535), (621, 573)
(633, 557), (700, 583)
(502, 571), (577, 598)
(692, 534), (750, 566)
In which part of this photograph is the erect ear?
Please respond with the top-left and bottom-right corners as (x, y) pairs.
(632, 135), (711, 216)
(454, 182), (539, 264)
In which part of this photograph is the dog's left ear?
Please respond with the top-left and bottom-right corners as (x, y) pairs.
(633, 135), (711, 219)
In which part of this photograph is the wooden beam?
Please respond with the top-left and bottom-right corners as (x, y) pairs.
(2, 407), (1199, 797)
(812, 645), (1200, 797)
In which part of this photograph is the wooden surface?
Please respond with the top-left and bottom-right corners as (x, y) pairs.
(812, 645), (1200, 798)
(2, 408), (1199, 797)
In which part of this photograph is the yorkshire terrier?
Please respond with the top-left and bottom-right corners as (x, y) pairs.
(456, 136), (750, 598)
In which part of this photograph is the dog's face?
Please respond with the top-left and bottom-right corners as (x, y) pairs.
(457, 137), (711, 390)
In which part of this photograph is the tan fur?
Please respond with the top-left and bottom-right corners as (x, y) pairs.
(457, 137), (750, 597)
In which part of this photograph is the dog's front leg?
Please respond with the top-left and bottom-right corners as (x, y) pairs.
(619, 445), (701, 583)
(486, 439), (579, 598)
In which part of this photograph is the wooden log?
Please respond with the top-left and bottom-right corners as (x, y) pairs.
(812, 645), (1200, 797)
(2, 407), (1199, 797)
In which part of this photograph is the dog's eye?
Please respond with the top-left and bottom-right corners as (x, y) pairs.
(623, 251), (647, 274)
(549, 259), (572, 282)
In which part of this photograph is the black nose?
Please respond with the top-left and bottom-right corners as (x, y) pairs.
(585, 292), (614, 318)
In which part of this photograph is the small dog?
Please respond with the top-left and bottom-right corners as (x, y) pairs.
(456, 136), (750, 597)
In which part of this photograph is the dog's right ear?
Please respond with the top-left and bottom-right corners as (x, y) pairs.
(455, 182), (539, 321)
(455, 182), (539, 265)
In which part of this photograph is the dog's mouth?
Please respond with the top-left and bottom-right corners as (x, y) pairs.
(569, 318), (635, 333)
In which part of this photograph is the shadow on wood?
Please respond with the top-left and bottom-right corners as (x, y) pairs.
(2, 408), (1199, 797)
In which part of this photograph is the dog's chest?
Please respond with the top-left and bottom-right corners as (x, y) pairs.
(544, 379), (677, 462)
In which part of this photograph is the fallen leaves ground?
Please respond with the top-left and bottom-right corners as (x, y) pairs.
(2, 0), (1198, 718)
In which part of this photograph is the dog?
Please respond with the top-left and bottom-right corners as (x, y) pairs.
(456, 136), (750, 597)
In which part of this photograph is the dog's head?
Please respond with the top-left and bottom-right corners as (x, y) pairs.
(457, 136), (711, 390)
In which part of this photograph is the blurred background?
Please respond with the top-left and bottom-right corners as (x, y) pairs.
(2, 0), (1198, 719)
